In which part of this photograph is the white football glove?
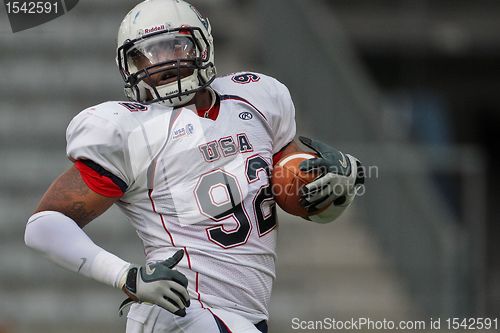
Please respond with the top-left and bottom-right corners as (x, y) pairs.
(121, 249), (190, 317)
(298, 136), (364, 219)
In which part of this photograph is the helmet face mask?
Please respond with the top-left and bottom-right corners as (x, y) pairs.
(117, 0), (216, 107)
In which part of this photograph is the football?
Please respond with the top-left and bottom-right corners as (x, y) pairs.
(272, 152), (323, 217)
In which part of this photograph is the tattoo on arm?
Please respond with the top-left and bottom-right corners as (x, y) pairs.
(35, 166), (117, 227)
(68, 201), (100, 224)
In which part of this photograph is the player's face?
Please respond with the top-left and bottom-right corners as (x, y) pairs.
(127, 34), (197, 89)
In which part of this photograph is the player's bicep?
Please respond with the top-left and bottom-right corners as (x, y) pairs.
(35, 165), (118, 228)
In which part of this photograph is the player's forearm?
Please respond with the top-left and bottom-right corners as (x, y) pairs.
(25, 210), (130, 288)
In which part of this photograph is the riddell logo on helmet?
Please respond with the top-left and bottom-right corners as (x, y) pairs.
(144, 24), (166, 34)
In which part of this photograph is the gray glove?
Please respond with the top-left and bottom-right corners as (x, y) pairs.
(123, 249), (190, 317)
(298, 136), (364, 213)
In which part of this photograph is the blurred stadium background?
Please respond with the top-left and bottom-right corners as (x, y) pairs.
(1, 0), (499, 332)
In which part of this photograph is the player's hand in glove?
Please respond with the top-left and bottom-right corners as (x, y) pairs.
(121, 249), (190, 317)
(298, 136), (364, 214)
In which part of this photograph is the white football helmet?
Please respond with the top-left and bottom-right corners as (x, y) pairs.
(117, 0), (216, 107)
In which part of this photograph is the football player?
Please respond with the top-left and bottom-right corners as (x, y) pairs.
(24, 1), (364, 332)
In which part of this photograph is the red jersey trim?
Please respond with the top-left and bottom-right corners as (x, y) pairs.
(272, 151), (284, 166)
(74, 160), (124, 198)
(208, 308), (233, 333)
(148, 189), (176, 246)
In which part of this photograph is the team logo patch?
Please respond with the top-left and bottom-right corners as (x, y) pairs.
(239, 112), (253, 120)
(172, 123), (195, 140)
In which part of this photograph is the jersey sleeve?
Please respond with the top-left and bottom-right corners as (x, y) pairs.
(268, 79), (297, 154)
(214, 73), (297, 154)
(66, 107), (132, 192)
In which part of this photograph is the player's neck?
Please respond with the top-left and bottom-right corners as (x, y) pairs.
(172, 88), (213, 110)
(193, 88), (218, 118)
(194, 88), (215, 112)
(176, 88), (219, 119)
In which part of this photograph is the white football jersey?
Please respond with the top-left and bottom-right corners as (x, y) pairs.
(66, 72), (296, 323)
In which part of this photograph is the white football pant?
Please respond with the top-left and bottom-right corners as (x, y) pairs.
(126, 302), (267, 333)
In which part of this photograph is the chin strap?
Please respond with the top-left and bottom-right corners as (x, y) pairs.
(201, 87), (217, 118)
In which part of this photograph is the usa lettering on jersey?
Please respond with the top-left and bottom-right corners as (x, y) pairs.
(199, 133), (253, 162)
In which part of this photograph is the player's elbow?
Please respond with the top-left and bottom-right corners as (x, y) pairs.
(25, 212), (43, 250)
(24, 224), (31, 249)
(25, 210), (57, 251)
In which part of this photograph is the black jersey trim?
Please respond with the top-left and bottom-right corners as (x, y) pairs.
(80, 159), (128, 192)
(220, 94), (267, 121)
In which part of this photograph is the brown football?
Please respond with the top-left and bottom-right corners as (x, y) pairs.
(271, 152), (325, 217)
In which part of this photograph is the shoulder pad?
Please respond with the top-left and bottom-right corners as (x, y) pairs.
(67, 101), (174, 184)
